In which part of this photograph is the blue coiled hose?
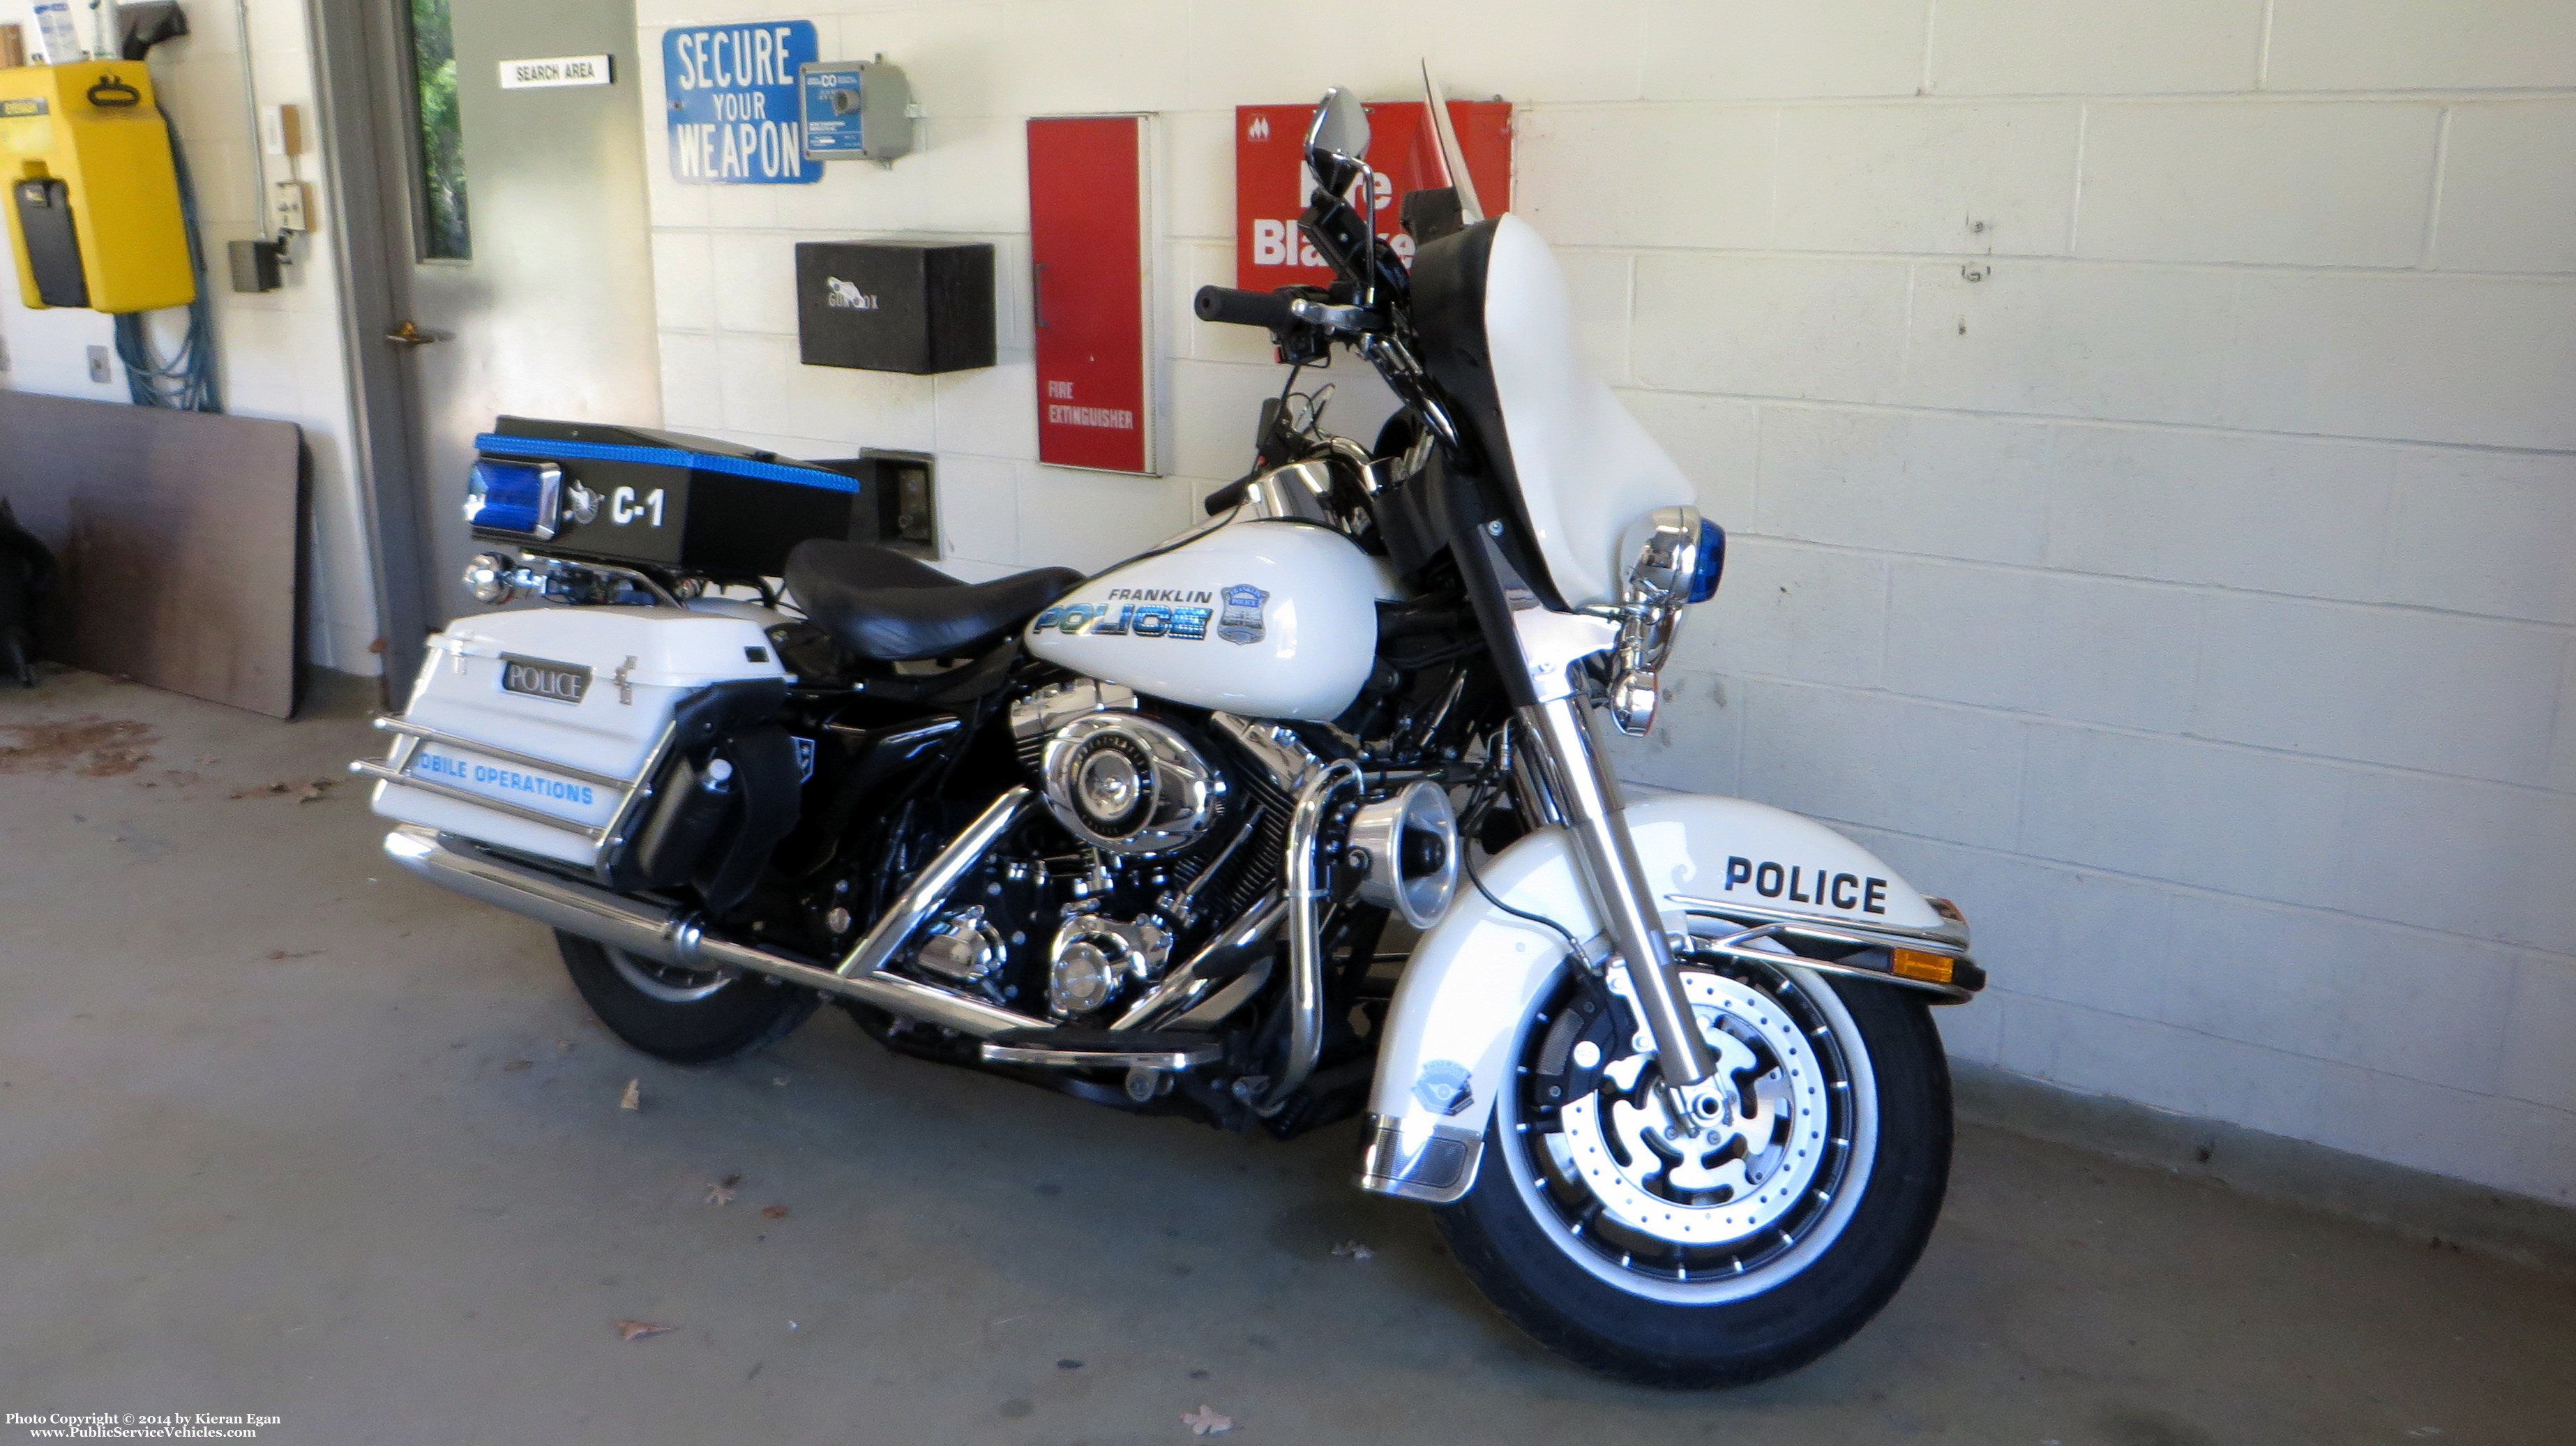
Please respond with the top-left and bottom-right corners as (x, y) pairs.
(112, 107), (222, 413)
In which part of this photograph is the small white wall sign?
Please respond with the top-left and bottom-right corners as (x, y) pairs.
(498, 54), (614, 90)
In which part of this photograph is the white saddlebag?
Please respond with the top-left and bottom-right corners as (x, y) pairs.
(363, 607), (787, 868)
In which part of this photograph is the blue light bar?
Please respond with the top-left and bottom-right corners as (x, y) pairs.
(464, 459), (561, 541)
(1688, 519), (1726, 604)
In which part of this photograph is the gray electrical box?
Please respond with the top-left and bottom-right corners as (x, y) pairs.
(797, 57), (912, 164)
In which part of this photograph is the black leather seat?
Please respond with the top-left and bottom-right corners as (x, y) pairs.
(784, 539), (1083, 662)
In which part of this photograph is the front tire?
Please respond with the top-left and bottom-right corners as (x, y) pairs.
(1436, 954), (1951, 1387)
(558, 931), (819, 1064)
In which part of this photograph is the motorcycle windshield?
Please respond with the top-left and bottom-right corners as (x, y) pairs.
(1409, 214), (1692, 610)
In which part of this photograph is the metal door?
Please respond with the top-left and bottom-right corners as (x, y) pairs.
(319, 0), (661, 693)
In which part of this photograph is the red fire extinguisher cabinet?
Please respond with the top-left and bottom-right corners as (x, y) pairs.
(1027, 114), (1155, 476)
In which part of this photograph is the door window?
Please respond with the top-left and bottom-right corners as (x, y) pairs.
(409, 0), (470, 259)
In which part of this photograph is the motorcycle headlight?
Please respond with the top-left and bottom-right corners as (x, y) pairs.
(1620, 505), (1702, 606)
(462, 459), (561, 541)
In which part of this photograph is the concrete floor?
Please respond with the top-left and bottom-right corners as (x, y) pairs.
(3, 669), (2571, 1446)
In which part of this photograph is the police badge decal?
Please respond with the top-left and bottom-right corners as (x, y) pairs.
(1217, 583), (1268, 645)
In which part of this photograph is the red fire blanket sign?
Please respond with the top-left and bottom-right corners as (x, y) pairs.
(1030, 114), (1154, 474)
(1234, 101), (1512, 290)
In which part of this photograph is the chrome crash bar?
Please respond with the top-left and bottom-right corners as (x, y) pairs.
(1243, 759), (1362, 1115)
(1667, 898), (1981, 1004)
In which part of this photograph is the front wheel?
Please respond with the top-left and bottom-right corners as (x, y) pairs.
(1435, 949), (1952, 1387)
(558, 931), (819, 1064)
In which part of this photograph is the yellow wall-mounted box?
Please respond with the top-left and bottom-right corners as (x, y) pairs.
(1, 61), (194, 313)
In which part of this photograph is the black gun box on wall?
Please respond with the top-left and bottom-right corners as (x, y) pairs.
(795, 239), (995, 374)
(472, 416), (865, 579)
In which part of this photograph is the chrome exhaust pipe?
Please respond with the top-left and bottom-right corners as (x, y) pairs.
(381, 825), (1034, 1039)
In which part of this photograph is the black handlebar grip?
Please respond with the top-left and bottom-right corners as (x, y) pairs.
(1193, 285), (1299, 330)
(1202, 479), (1251, 515)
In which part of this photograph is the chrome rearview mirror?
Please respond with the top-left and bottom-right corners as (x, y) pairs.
(1304, 87), (1371, 197)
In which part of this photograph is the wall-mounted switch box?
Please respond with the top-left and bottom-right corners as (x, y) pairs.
(272, 180), (308, 236)
(794, 239), (993, 374)
(86, 344), (111, 384)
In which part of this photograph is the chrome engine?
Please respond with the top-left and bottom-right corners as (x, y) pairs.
(1040, 712), (1226, 854)
(1046, 912), (1173, 1018)
(884, 675), (1459, 1032)
(878, 681), (1312, 1026)
(912, 907), (1009, 989)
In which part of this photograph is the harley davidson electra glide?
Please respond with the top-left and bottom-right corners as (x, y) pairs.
(358, 85), (1984, 1385)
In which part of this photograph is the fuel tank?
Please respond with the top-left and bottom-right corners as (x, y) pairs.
(1023, 520), (1385, 720)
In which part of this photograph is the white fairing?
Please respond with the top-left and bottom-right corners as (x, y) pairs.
(1365, 793), (1941, 1198)
(1023, 520), (1385, 721)
(368, 607), (785, 866)
(1484, 214), (1694, 608)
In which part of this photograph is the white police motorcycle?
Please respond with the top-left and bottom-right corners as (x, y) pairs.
(359, 83), (1983, 1386)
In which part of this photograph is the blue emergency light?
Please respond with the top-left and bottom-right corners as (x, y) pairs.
(1689, 519), (1726, 604)
(463, 459), (562, 541)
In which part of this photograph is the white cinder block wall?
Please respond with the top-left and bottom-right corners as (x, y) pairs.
(635, 0), (2576, 1204)
(0, 0), (379, 675)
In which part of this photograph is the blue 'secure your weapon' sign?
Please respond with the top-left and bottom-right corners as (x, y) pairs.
(661, 20), (820, 184)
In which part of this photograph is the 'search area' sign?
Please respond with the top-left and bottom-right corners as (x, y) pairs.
(498, 54), (612, 90)
(661, 20), (820, 185)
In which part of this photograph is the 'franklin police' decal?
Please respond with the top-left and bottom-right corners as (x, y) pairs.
(1034, 587), (1214, 640)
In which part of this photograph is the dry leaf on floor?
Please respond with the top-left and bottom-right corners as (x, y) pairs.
(619, 1080), (641, 1111)
(197, 754), (216, 765)
(500, 1059), (533, 1073)
(760, 1204), (790, 1219)
(296, 779), (336, 804)
(264, 949), (320, 962)
(1182, 1405), (1233, 1436)
(1330, 1240), (1374, 1260)
(705, 1182), (736, 1206)
(614, 1320), (674, 1341)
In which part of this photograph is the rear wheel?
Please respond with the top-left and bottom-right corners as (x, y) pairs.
(1435, 946), (1951, 1387)
(557, 931), (818, 1064)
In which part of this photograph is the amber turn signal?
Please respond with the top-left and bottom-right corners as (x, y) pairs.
(1890, 949), (1955, 984)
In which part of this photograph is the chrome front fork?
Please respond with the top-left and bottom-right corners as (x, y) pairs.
(1519, 697), (1718, 1087)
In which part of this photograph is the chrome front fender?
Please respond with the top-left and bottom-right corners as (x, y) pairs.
(1355, 792), (1961, 1204)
